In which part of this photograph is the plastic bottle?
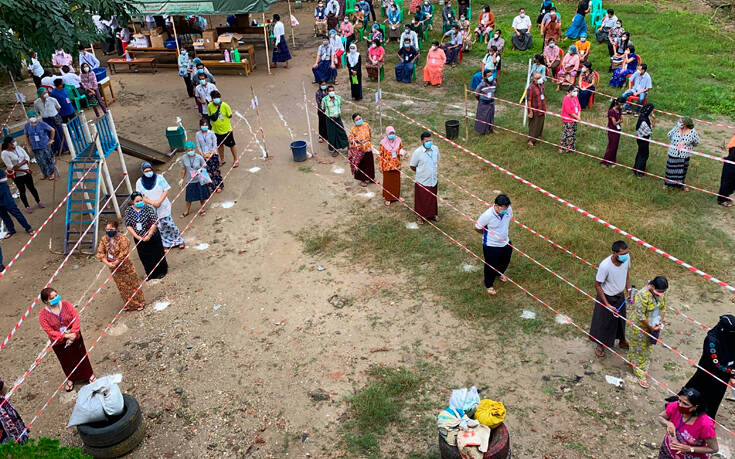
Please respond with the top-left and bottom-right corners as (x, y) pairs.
(224, 49), (230, 62)
(232, 48), (241, 63)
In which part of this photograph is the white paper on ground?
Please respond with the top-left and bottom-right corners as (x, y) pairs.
(405, 222), (419, 229)
(221, 201), (235, 209)
(555, 314), (571, 325)
(359, 191), (375, 198)
(605, 375), (624, 387)
(332, 167), (345, 174)
(193, 243), (210, 250)
(462, 263), (480, 272)
(520, 310), (536, 319)
(153, 301), (170, 311)
(248, 167), (261, 173)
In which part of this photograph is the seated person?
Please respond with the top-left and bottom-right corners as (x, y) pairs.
(621, 64), (651, 113)
(542, 38), (563, 77)
(400, 22), (420, 49)
(537, 0), (554, 26)
(385, 3), (402, 42)
(442, 0), (456, 33)
(511, 8), (533, 50)
(395, 38), (420, 83)
(423, 40), (446, 87)
(608, 22), (626, 59)
(541, 12), (560, 44)
(365, 39), (385, 80)
(60, 66), (81, 88)
(419, 0), (435, 30)
(40, 70), (57, 90)
(556, 45), (580, 89)
(470, 45), (500, 90)
(574, 33), (590, 61)
(577, 61), (599, 109)
(340, 17), (356, 47)
(530, 53), (547, 84)
(357, 0), (372, 24)
(410, 15), (427, 42)
(314, 1), (328, 36)
(474, 6), (495, 43)
(441, 24), (463, 67)
(487, 29), (505, 70)
(459, 15), (472, 51)
(312, 37), (338, 83)
(610, 44), (637, 87)
(370, 23), (384, 43)
(596, 9), (617, 43)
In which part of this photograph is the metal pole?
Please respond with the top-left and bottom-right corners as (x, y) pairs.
(522, 58), (531, 127)
(171, 16), (181, 55)
(107, 111), (133, 194)
(262, 14), (272, 74)
(464, 84), (469, 140)
(302, 81), (315, 158)
(287, 0), (297, 48)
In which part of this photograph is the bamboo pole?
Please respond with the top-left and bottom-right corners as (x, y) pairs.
(522, 58), (531, 127)
(287, 0), (297, 47)
(263, 14), (272, 74)
(171, 16), (181, 56)
(464, 84), (469, 140)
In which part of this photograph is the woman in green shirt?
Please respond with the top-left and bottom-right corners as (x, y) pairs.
(627, 276), (668, 388)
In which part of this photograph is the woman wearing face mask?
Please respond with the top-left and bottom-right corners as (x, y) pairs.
(559, 86), (581, 153)
(556, 45), (580, 90)
(315, 82), (330, 142)
(574, 33), (590, 62)
(633, 103), (655, 177)
(195, 119), (223, 193)
(664, 117), (699, 189)
(346, 44), (362, 100)
(348, 113), (374, 187)
(179, 141), (211, 216)
(378, 126), (404, 205)
(178, 47), (195, 97)
(313, 38), (337, 83)
(474, 194), (513, 296)
(79, 63), (107, 118)
(365, 40), (385, 81)
(136, 161), (185, 248)
(370, 23), (383, 44)
(530, 54), (546, 84)
(38, 287), (96, 392)
(96, 219), (146, 311)
(329, 29), (346, 70)
(576, 61), (598, 110)
(626, 276), (668, 388)
(658, 387), (718, 457)
(125, 191), (168, 279)
(610, 44), (637, 87)
(601, 97), (624, 167)
(474, 71), (496, 135)
(385, 3), (402, 42)
(474, 6), (494, 44)
(1, 137), (43, 213)
(683, 315), (735, 419)
(423, 41), (446, 87)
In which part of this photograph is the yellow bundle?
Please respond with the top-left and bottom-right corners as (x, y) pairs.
(473, 399), (506, 429)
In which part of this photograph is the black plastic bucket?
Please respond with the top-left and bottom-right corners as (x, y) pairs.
(445, 119), (460, 140)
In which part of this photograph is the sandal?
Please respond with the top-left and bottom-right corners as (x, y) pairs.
(719, 201), (734, 207)
(89, 375), (97, 383)
(198, 209), (207, 216)
(384, 200), (391, 206)
(638, 379), (649, 389)
(65, 380), (74, 392)
(500, 275), (508, 283)
(3, 232), (13, 239)
(486, 287), (497, 295)
(360, 181), (368, 187)
(180, 212), (190, 218)
(595, 346), (605, 357)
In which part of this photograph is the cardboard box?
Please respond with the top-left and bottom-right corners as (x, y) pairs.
(202, 29), (218, 43)
(216, 35), (237, 47)
(149, 31), (169, 48)
(131, 34), (150, 48)
(193, 39), (205, 50)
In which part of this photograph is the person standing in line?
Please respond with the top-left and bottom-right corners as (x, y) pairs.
(474, 194), (513, 296)
(1, 137), (44, 213)
(194, 73), (218, 118)
(717, 134), (735, 207)
(589, 240), (631, 357)
(179, 142), (211, 217)
(345, 44), (363, 100)
(23, 110), (56, 180)
(178, 47), (195, 98)
(627, 276), (668, 388)
(347, 113), (374, 187)
(95, 219), (147, 311)
(125, 192), (168, 279)
(33, 88), (64, 154)
(49, 79), (76, 123)
(378, 126), (404, 205)
(633, 103), (655, 177)
(559, 86), (581, 153)
(196, 119), (223, 193)
(0, 377), (29, 443)
(136, 162), (185, 249)
(271, 14), (292, 69)
(0, 168), (33, 238)
(410, 132), (440, 224)
(526, 72), (546, 147)
(27, 51), (44, 89)
(664, 117), (699, 190)
(473, 72), (496, 135)
(321, 86), (349, 156)
(657, 388), (718, 457)
(315, 82), (330, 143)
(313, 38), (337, 83)
(207, 91), (239, 168)
(38, 288), (96, 392)
(601, 97), (624, 167)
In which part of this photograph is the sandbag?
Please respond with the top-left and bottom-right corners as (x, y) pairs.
(474, 399), (506, 429)
(67, 374), (124, 427)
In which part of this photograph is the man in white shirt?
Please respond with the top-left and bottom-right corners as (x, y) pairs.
(27, 51), (45, 89)
(595, 8), (618, 43)
(511, 8), (533, 50)
(621, 64), (652, 113)
(194, 74), (218, 115)
(474, 194), (513, 295)
(410, 132), (440, 224)
(60, 66), (81, 88)
(400, 24), (419, 50)
(589, 240), (631, 356)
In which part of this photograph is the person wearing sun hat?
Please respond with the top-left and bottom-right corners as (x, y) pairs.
(23, 110), (56, 180)
(33, 87), (64, 155)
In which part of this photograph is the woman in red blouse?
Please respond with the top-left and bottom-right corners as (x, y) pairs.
(38, 288), (95, 391)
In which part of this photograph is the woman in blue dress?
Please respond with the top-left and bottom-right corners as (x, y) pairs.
(565, 0), (589, 39)
(609, 45), (637, 87)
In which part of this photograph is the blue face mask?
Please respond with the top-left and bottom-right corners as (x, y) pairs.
(355, 119), (363, 126)
(404, 43), (411, 48)
(187, 150), (196, 156)
(199, 79), (206, 85)
(424, 141), (433, 149)
(197, 68), (204, 74)
(498, 208), (507, 216)
(213, 98), (221, 105)
(49, 295), (61, 306)
(617, 253), (629, 263)
(143, 171), (153, 178)
(321, 85), (327, 90)
(135, 201), (145, 209)
(201, 125), (208, 131)
(387, 134), (396, 139)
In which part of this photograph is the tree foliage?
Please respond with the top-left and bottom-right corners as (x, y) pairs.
(0, 0), (138, 74)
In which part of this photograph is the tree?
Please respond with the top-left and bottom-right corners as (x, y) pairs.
(0, 0), (139, 75)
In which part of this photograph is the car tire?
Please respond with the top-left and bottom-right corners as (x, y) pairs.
(438, 423), (511, 459)
(83, 418), (146, 458)
(77, 394), (142, 448)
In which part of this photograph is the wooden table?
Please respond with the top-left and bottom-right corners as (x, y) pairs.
(108, 57), (158, 73)
(126, 44), (256, 70)
(98, 77), (115, 107)
(198, 59), (251, 76)
(126, 47), (177, 56)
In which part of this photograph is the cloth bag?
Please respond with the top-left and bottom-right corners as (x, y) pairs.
(67, 374), (124, 427)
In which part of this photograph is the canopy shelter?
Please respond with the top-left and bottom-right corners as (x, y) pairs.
(133, 0), (282, 72)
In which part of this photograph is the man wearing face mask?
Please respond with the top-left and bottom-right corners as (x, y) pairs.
(440, 24), (463, 67)
(396, 38), (419, 83)
(442, 1), (455, 34)
(194, 73), (218, 116)
(400, 24), (419, 50)
(315, 1), (328, 36)
(326, 0), (340, 31)
(315, 82), (330, 142)
(526, 72), (546, 146)
(52, 48), (73, 73)
(410, 131), (440, 224)
(321, 85), (348, 156)
(511, 8), (532, 50)
(33, 88), (64, 154)
(189, 58), (216, 86)
(589, 240), (631, 357)
(474, 194), (513, 295)
(26, 51), (44, 89)
(77, 45), (100, 71)
(23, 110), (56, 180)
(313, 38), (337, 83)
(207, 91), (238, 168)
(596, 8), (617, 44)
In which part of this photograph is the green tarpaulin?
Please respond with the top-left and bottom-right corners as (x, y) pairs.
(135, 0), (278, 15)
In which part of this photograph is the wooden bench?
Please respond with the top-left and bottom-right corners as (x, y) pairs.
(198, 59), (251, 76)
(108, 57), (158, 73)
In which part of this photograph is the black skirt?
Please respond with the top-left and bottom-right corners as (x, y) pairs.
(137, 230), (168, 279)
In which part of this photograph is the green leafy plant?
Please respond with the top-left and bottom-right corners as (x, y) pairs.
(0, 438), (90, 458)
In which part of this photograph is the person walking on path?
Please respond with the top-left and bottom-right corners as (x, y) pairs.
(589, 240), (631, 357)
(474, 194), (513, 296)
(271, 14), (292, 68)
(207, 91), (238, 168)
(627, 276), (668, 388)
(601, 97), (624, 167)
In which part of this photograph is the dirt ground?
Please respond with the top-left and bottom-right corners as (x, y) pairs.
(1, 3), (735, 458)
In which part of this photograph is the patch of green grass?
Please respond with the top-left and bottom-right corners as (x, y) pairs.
(298, 166), (313, 173)
(298, 228), (345, 256)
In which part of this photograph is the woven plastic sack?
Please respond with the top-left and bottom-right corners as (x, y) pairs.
(473, 398), (506, 429)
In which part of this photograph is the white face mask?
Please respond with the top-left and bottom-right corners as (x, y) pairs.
(519, 13), (525, 17)
(494, 34), (499, 39)
(29, 117), (38, 123)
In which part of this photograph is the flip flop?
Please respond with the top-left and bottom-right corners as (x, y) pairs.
(65, 381), (74, 392)
(3, 232), (13, 239)
(180, 212), (190, 218)
(595, 346), (605, 357)
(198, 210), (207, 216)
(486, 287), (497, 295)
(638, 379), (649, 389)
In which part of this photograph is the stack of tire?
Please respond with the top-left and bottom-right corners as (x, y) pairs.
(77, 394), (145, 458)
(438, 422), (511, 459)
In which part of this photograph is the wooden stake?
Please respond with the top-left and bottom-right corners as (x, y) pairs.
(522, 58), (531, 127)
(171, 17), (181, 56)
(287, 0), (297, 47)
(263, 14), (272, 74)
(464, 84), (469, 140)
